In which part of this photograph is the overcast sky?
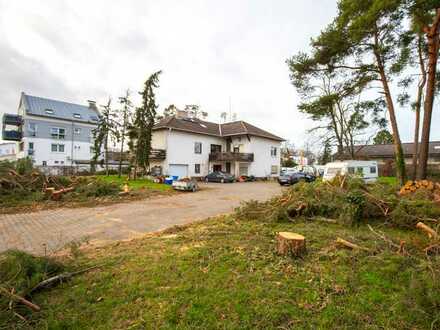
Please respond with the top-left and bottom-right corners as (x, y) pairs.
(1, 0), (438, 148)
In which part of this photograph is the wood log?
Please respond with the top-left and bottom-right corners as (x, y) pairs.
(416, 222), (439, 239)
(276, 232), (306, 257)
(0, 287), (40, 312)
(44, 187), (55, 198)
(335, 237), (369, 251)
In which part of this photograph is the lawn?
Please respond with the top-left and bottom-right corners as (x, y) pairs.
(3, 216), (439, 329)
(377, 176), (398, 185)
(97, 175), (173, 192)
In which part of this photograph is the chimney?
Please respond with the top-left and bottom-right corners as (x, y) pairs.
(87, 100), (97, 110)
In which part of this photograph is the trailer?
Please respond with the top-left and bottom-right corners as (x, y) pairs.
(323, 160), (378, 183)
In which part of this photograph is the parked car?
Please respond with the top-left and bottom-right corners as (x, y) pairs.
(172, 178), (199, 192)
(278, 172), (315, 186)
(205, 171), (235, 183)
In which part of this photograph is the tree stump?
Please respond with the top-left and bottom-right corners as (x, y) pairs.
(276, 232), (306, 257)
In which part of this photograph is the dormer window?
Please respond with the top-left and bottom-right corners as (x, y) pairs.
(73, 113), (82, 119)
(45, 109), (54, 114)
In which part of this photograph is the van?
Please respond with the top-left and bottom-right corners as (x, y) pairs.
(323, 160), (378, 183)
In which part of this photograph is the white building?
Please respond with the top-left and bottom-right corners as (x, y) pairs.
(2, 92), (99, 168)
(0, 142), (16, 161)
(151, 116), (283, 178)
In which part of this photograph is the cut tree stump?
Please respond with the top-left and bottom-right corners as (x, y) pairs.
(276, 232), (306, 257)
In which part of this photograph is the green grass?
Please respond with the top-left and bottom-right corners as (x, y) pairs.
(377, 176), (398, 185)
(97, 175), (173, 192)
(3, 216), (439, 329)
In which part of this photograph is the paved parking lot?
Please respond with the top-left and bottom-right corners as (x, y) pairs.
(0, 182), (283, 255)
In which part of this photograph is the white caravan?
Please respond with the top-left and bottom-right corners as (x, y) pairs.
(323, 160), (379, 183)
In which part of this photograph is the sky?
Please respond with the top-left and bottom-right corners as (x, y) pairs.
(0, 0), (439, 149)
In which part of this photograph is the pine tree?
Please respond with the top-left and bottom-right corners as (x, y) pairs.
(91, 98), (118, 175)
(129, 71), (162, 177)
(117, 90), (133, 177)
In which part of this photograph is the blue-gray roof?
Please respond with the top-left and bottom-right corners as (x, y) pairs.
(21, 92), (100, 124)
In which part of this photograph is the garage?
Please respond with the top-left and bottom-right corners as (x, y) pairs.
(168, 164), (189, 178)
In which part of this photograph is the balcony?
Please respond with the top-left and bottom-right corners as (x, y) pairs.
(2, 114), (23, 126)
(209, 152), (254, 162)
(150, 149), (166, 160)
(2, 130), (22, 141)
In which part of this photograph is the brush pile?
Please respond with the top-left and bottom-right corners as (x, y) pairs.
(235, 176), (440, 228)
(0, 160), (120, 206)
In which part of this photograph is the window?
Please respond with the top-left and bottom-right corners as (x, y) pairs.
(210, 144), (222, 153)
(194, 142), (202, 154)
(347, 167), (355, 174)
(356, 167), (364, 175)
(74, 127), (81, 135)
(51, 144), (65, 152)
(45, 108), (54, 114)
(42, 161), (47, 166)
(271, 165), (279, 175)
(28, 123), (37, 136)
(29, 142), (34, 150)
(370, 166), (377, 174)
(50, 127), (65, 139)
(90, 115), (98, 122)
(195, 164), (201, 174)
(54, 161), (59, 164)
(19, 142), (24, 151)
(271, 147), (277, 157)
(233, 146), (240, 153)
(73, 113), (82, 119)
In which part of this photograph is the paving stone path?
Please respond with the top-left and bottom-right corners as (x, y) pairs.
(0, 182), (283, 255)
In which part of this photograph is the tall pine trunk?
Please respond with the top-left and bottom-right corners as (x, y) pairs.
(374, 30), (406, 185)
(118, 113), (127, 178)
(412, 36), (427, 180)
(418, 8), (440, 179)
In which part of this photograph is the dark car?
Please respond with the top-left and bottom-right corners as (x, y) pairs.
(278, 172), (315, 186)
(205, 171), (235, 183)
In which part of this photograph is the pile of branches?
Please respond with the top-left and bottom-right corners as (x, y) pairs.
(0, 162), (120, 202)
(235, 176), (440, 228)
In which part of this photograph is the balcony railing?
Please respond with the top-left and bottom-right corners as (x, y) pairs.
(209, 152), (254, 162)
(2, 114), (23, 126)
(150, 149), (166, 160)
(2, 130), (22, 141)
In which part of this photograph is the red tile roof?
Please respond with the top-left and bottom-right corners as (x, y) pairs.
(154, 116), (284, 141)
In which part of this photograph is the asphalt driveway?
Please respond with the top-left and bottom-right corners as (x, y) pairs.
(0, 182), (283, 255)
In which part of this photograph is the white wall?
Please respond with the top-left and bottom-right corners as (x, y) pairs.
(165, 130), (224, 177)
(20, 137), (93, 166)
(151, 129), (281, 178)
(247, 136), (281, 177)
